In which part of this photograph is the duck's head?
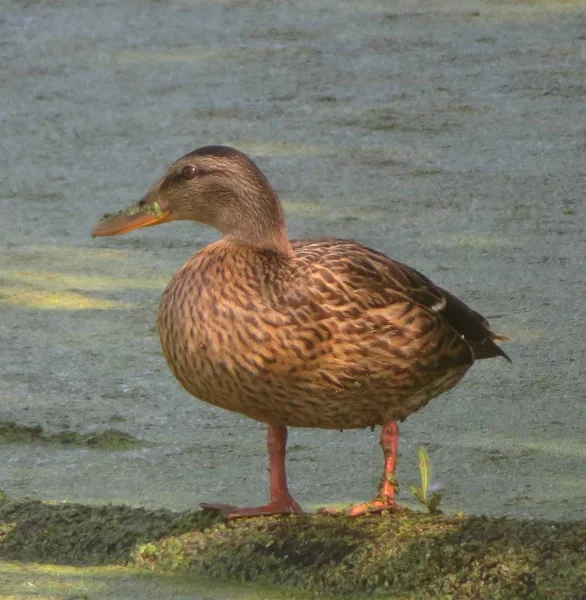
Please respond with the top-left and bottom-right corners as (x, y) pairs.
(92, 145), (290, 252)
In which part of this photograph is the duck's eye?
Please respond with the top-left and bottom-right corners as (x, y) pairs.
(182, 165), (198, 180)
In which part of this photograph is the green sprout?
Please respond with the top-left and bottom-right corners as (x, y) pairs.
(410, 446), (442, 514)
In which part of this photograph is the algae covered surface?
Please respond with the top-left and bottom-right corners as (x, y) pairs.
(1, 0), (585, 520)
(0, 421), (150, 451)
(0, 495), (585, 599)
(0, 563), (313, 600)
(2, 0), (586, 597)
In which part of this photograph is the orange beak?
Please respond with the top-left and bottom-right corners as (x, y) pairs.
(91, 201), (174, 237)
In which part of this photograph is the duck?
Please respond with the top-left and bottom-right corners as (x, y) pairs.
(92, 145), (510, 518)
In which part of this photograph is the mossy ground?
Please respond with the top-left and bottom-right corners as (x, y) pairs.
(1, 494), (584, 599)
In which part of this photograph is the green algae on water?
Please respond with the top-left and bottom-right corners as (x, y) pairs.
(0, 421), (150, 450)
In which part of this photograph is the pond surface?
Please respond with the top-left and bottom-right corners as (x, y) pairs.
(1, 0), (585, 537)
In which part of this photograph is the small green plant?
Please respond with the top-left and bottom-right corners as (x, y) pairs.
(410, 446), (442, 514)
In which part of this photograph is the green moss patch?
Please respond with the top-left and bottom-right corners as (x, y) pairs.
(0, 495), (221, 566)
(0, 495), (585, 598)
(136, 512), (586, 598)
(0, 421), (150, 450)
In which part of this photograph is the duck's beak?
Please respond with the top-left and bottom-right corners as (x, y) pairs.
(91, 197), (174, 237)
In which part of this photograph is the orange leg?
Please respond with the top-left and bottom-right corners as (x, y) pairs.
(200, 425), (303, 519)
(344, 420), (401, 516)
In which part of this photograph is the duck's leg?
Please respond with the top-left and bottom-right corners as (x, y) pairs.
(200, 425), (303, 519)
(345, 420), (401, 516)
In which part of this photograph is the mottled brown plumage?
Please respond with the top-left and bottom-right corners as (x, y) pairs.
(92, 145), (510, 518)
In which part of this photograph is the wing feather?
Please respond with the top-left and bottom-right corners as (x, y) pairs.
(291, 239), (511, 363)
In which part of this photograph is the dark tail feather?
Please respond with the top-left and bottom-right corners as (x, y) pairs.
(469, 335), (512, 363)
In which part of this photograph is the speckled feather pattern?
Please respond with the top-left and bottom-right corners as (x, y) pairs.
(157, 237), (500, 430)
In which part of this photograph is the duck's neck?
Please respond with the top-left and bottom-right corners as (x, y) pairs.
(227, 227), (292, 255)
(223, 189), (293, 255)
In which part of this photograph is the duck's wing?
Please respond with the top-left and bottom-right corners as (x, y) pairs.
(409, 268), (511, 362)
(291, 239), (511, 363)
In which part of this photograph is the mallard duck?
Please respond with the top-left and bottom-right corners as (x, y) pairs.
(92, 145), (510, 518)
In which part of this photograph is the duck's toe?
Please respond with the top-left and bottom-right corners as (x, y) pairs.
(201, 498), (303, 519)
(318, 498), (402, 517)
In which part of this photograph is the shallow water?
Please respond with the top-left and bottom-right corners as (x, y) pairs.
(1, 0), (585, 533)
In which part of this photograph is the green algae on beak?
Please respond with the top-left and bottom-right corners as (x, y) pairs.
(92, 200), (173, 237)
(99, 200), (165, 222)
